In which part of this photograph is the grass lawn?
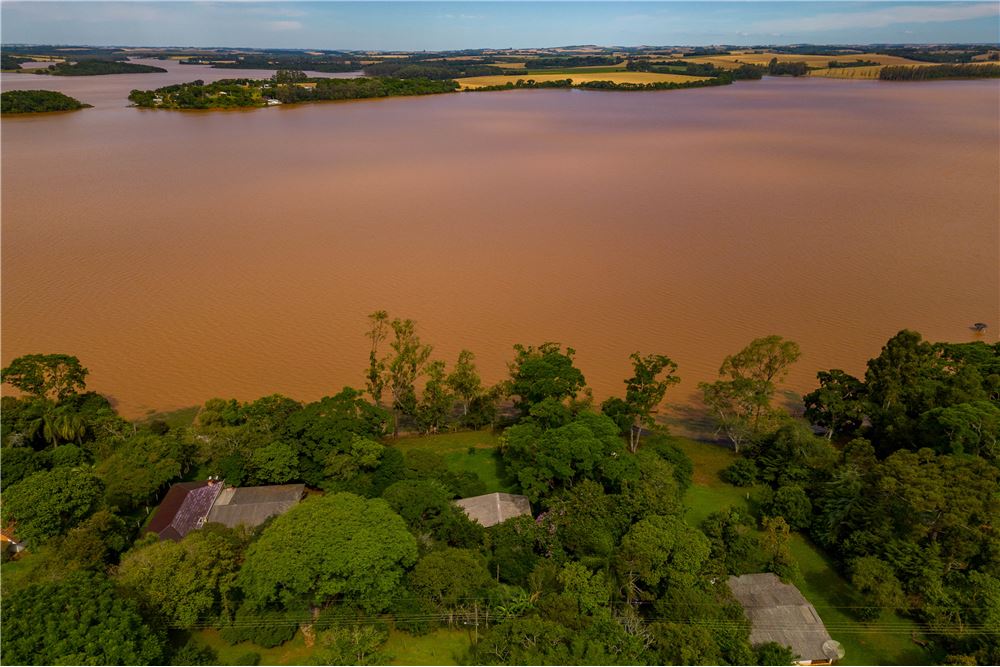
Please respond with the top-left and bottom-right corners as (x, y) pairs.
(789, 535), (931, 666)
(392, 430), (516, 493)
(193, 628), (316, 666)
(140, 405), (200, 430)
(385, 627), (472, 665)
(672, 435), (932, 666)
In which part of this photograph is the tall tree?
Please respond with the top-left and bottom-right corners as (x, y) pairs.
(365, 311), (389, 405)
(1, 353), (88, 402)
(416, 359), (453, 434)
(699, 336), (800, 451)
(446, 349), (482, 417)
(385, 318), (433, 436)
(603, 353), (680, 453)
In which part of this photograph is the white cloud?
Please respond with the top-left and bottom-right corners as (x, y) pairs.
(752, 2), (1000, 34)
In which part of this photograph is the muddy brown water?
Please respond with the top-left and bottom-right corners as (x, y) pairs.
(2, 62), (998, 418)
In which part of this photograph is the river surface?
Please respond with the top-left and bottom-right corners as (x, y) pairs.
(2, 61), (998, 418)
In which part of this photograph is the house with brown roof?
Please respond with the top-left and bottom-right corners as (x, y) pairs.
(146, 481), (304, 541)
(146, 481), (224, 541)
(728, 573), (844, 666)
(455, 492), (531, 528)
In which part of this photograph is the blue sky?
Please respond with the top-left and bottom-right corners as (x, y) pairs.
(3, 2), (998, 50)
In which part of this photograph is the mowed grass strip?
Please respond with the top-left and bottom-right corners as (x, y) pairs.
(457, 71), (709, 90)
(385, 627), (472, 665)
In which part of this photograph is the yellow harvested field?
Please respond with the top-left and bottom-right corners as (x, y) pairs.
(457, 72), (709, 90)
(686, 52), (926, 69)
(808, 66), (884, 79)
(495, 62), (527, 69)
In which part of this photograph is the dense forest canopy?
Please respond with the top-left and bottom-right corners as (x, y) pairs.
(0, 89), (89, 114)
(2, 324), (996, 665)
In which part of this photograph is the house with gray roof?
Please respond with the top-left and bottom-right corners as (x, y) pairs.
(728, 573), (844, 666)
(455, 492), (531, 528)
(146, 481), (304, 541)
(206, 483), (305, 529)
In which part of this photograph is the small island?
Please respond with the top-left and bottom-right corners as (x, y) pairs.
(128, 72), (459, 110)
(1, 90), (91, 115)
(38, 60), (168, 76)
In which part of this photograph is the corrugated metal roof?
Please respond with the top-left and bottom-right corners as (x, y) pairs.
(205, 484), (304, 529)
(146, 481), (222, 541)
(455, 492), (531, 527)
(728, 573), (840, 664)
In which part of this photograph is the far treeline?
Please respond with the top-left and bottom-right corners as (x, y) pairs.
(627, 58), (765, 80)
(0, 90), (89, 114)
(880, 63), (1000, 80)
(184, 54), (360, 73)
(1, 318), (998, 666)
(362, 59), (503, 80)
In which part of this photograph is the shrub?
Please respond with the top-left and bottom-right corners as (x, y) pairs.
(721, 459), (758, 487)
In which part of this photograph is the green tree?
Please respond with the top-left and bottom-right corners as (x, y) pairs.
(98, 433), (193, 511)
(1, 353), (89, 402)
(850, 556), (905, 620)
(116, 526), (242, 628)
(755, 641), (798, 665)
(615, 514), (710, 601)
(507, 342), (587, 413)
(918, 401), (1000, 459)
(365, 310), (389, 405)
(803, 369), (866, 440)
(700, 336), (800, 452)
(410, 547), (493, 625)
(1, 467), (103, 544)
(446, 349), (483, 418)
(607, 353), (681, 452)
(284, 388), (390, 486)
(238, 493), (417, 612)
(770, 485), (813, 530)
(416, 359), (453, 433)
(248, 440), (300, 485)
(864, 330), (986, 455)
(761, 516), (799, 581)
(1, 571), (165, 665)
(311, 624), (390, 666)
(501, 410), (624, 502)
(557, 561), (612, 616)
(385, 318), (433, 436)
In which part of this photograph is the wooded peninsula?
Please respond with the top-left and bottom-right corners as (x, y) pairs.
(0, 89), (90, 114)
